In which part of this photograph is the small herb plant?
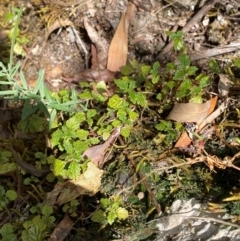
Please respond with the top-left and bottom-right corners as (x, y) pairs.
(1, 6), (234, 240)
(91, 196), (128, 226)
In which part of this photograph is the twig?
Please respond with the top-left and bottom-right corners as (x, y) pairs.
(155, 0), (220, 60)
(189, 42), (240, 61)
(185, 215), (240, 229)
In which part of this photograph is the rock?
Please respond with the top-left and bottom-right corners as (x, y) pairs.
(154, 199), (240, 241)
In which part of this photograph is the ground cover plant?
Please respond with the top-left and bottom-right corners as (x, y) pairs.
(1, 2), (240, 240)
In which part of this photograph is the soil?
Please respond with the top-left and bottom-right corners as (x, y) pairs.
(2, 0), (240, 92)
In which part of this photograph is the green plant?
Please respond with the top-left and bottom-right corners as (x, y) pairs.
(91, 196), (128, 226)
(21, 205), (55, 241)
(0, 185), (18, 211)
(0, 223), (17, 241)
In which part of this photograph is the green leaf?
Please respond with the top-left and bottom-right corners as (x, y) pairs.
(120, 64), (133, 75)
(66, 117), (80, 131)
(67, 161), (81, 179)
(18, 114), (47, 133)
(174, 68), (187, 80)
(129, 92), (147, 107)
(87, 109), (97, 119)
(112, 119), (121, 127)
(141, 64), (151, 78)
(116, 207), (128, 220)
(75, 112), (86, 123)
(155, 120), (172, 131)
(108, 95), (125, 110)
(6, 190), (17, 201)
(120, 126), (131, 138)
(22, 225), (44, 241)
(0, 185), (6, 196)
(42, 205), (53, 217)
(21, 99), (40, 120)
(107, 210), (116, 225)
(114, 77), (136, 92)
(100, 198), (111, 209)
(167, 30), (184, 51)
(189, 94), (202, 103)
(51, 129), (63, 147)
(186, 66), (198, 76)
(117, 109), (127, 122)
(63, 140), (73, 154)
(53, 159), (66, 176)
(78, 90), (92, 100)
(0, 163), (16, 175)
(96, 81), (107, 91)
(178, 54), (191, 68)
(150, 61), (160, 84)
(234, 58), (240, 68)
(0, 223), (14, 236)
(209, 59), (221, 74)
(91, 90), (106, 102)
(49, 109), (57, 130)
(73, 140), (89, 153)
(0, 223), (16, 241)
(130, 59), (139, 69)
(91, 209), (106, 223)
(0, 90), (18, 96)
(128, 110), (139, 121)
(19, 70), (28, 90)
(33, 69), (44, 94)
(177, 78), (192, 98)
(76, 129), (89, 140)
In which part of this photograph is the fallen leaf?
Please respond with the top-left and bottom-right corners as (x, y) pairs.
(167, 96), (218, 123)
(47, 214), (74, 241)
(170, 97), (218, 148)
(107, 3), (137, 72)
(175, 130), (192, 148)
(83, 128), (120, 166)
(45, 162), (104, 206)
(107, 12), (128, 72)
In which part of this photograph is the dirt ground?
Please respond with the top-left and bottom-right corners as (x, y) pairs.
(2, 0), (240, 92)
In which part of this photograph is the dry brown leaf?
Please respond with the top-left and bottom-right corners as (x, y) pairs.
(83, 128), (120, 166)
(167, 97), (218, 123)
(45, 162), (104, 206)
(47, 214), (74, 241)
(173, 97), (218, 148)
(175, 130), (192, 148)
(107, 3), (136, 72)
(107, 12), (128, 72)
